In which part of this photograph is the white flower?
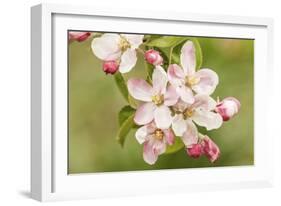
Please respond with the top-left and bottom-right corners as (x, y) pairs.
(168, 41), (219, 104)
(172, 94), (223, 147)
(91, 33), (144, 73)
(127, 66), (179, 129)
(135, 122), (175, 165)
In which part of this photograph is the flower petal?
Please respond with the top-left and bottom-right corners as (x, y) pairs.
(127, 78), (153, 102)
(91, 33), (121, 60)
(172, 100), (190, 113)
(135, 123), (156, 144)
(180, 41), (196, 75)
(192, 69), (219, 95)
(164, 85), (179, 106)
(163, 129), (175, 145)
(172, 114), (187, 136)
(167, 64), (185, 87)
(181, 120), (198, 147)
(134, 102), (156, 125)
(192, 94), (217, 111)
(143, 140), (158, 165)
(152, 66), (168, 94)
(154, 105), (172, 129)
(192, 110), (223, 130)
(177, 86), (194, 104)
(119, 49), (137, 73)
(122, 34), (144, 49)
(143, 138), (166, 165)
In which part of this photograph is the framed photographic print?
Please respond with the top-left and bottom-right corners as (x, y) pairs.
(31, 3), (274, 201)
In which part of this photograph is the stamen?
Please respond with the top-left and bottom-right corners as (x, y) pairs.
(185, 76), (200, 87)
(118, 36), (131, 52)
(154, 129), (164, 140)
(184, 108), (194, 119)
(152, 94), (164, 106)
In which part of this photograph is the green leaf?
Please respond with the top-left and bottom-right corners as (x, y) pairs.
(146, 36), (188, 48)
(171, 38), (203, 70)
(114, 72), (129, 102)
(116, 114), (135, 147)
(118, 105), (136, 126)
(165, 137), (185, 154)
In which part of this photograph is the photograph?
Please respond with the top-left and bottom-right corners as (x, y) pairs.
(68, 31), (254, 174)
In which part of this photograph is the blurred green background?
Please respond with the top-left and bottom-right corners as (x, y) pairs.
(68, 33), (254, 174)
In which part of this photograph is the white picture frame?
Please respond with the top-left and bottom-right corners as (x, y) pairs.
(31, 3), (274, 202)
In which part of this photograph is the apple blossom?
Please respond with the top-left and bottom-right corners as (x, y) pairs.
(91, 33), (144, 73)
(102, 60), (119, 75)
(201, 135), (220, 163)
(145, 49), (163, 66)
(172, 94), (223, 147)
(69, 32), (91, 42)
(127, 66), (179, 129)
(135, 122), (175, 165)
(168, 41), (219, 104)
(215, 97), (241, 121)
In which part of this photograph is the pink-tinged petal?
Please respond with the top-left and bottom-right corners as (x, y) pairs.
(135, 123), (156, 144)
(69, 32), (91, 42)
(127, 78), (153, 102)
(177, 86), (194, 104)
(154, 105), (172, 129)
(143, 138), (166, 165)
(180, 41), (196, 75)
(119, 49), (137, 73)
(134, 102), (156, 125)
(202, 136), (220, 163)
(91, 33), (121, 61)
(102, 60), (119, 75)
(192, 110), (223, 130)
(172, 114), (187, 136)
(186, 144), (203, 158)
(145, 49), (163, 66)
(152, 66), (168, 94)
(216, 97), (241, 121)
(192, 69), (219, 95)
(163, 129), (175, 145)
(192, 94), (217, 111)
(143, 140), (158, 165)
(167, 64), (185, 87)
(164, 85), (179, 106)
(181, 120), (198, 147)
(122, 34), (144, 49)
(173, 100), (190, 113)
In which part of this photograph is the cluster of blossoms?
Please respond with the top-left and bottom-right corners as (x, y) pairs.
(70, 31), (241, 165)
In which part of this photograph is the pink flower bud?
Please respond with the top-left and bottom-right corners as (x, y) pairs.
(145, 49), (163, 66)
(69, 32), (91, 42)
(215, 97), (241, 121)
(202, 136), (220, 163)
(186, 144), (203, 158)
(102, 61), (119, 75)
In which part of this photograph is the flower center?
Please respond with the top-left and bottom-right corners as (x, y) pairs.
(183, 108), (194, 119)
(118, 36), (131, 52)
(152, 94), (164, 106)
(185, 76), (200, 87)
(154, 129), (164, 140)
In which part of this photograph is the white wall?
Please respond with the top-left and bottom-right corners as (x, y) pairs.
(0, 0), (280, 205)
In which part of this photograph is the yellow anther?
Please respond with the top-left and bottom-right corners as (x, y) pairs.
(184, 108), (194, 118)
(185, 76), (200, 87)
(152, 94), (164, 106)
(118, 36), (131, 52)
(154, 129), (164, 140)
